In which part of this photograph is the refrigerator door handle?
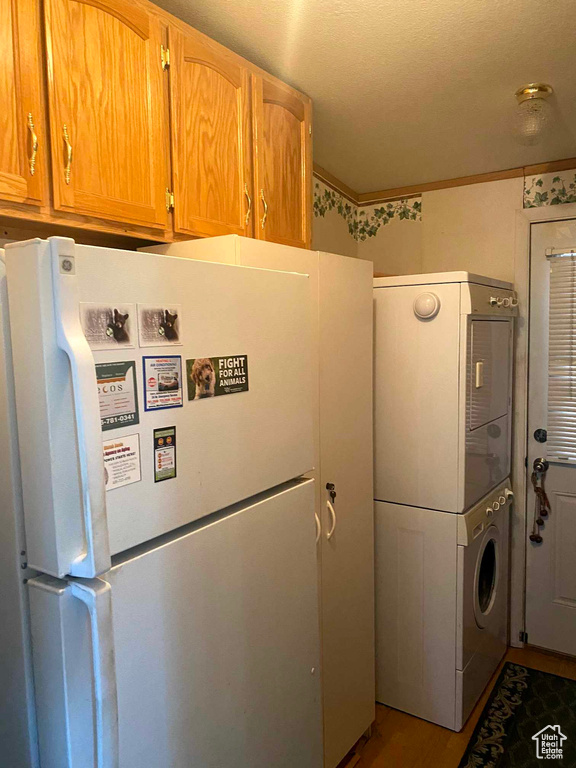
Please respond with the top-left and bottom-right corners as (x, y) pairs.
(71, 579), (119, 768)
(51, 239), (111, 577)
(315, 511), (321, 544)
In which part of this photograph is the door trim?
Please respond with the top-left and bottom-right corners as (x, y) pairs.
(511, 203), (576, 647)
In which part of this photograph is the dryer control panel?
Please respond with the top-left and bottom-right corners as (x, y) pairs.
(462, 284), (519, 317)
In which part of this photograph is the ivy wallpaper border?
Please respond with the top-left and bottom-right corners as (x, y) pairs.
(313, 181), (422, 242)
(355, 199), (421, 241)
(314, 166), (576, 242)
(524, 172), (576, 208)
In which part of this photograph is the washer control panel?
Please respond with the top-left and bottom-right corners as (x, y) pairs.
(485, 488), (513, 518)
(458, 481), (513, 546)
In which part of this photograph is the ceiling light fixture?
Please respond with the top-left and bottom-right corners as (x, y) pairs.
(515, 83), (554, 145)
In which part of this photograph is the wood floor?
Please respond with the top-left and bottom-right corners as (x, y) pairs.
(338, 646), (576, 768)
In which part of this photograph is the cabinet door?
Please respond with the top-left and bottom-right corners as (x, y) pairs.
(169, 28), (252, 238)
(0, 0), (46, 206)
(44, 0), (167, 228)
(318, 253), (375, 768)
(252, 75), (312, 249)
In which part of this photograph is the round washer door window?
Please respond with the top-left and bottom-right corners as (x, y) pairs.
(474, 526), (500, 629)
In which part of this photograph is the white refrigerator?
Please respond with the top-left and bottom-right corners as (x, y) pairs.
(0, 237), (322, 768)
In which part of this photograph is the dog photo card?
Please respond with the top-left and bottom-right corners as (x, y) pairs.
(80, 303), (135, 350)
(186, 355), (249, 401)
(138, 304), (182, 347)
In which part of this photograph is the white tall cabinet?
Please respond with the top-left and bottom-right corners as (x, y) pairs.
(144, 236), (375, 768)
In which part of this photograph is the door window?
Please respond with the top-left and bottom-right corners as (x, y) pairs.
(546, 255), (576, 463)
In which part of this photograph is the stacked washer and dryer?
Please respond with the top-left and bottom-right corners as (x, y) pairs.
(373, 272), (518, 731)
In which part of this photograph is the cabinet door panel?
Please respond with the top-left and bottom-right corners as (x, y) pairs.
(0, 0), (46, 205)
(252, 75), (311, 249)
(319, 253), (374, 767)
(44, 0), (167, 227)
(170, 29), (251, 238)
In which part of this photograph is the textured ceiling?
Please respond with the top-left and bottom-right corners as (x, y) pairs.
(155, 0), (576, 192)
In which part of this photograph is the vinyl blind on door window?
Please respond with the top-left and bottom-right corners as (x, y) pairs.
(547, 254), (576, 462)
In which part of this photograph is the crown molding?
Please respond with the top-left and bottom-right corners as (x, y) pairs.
(313, 164), (359, 204)
(314, 156), (576, 207)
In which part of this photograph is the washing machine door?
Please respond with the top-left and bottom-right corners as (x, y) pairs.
(473, 525), (501, 629)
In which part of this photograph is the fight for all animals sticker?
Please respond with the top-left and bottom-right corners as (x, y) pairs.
(96, 361), (139, 432)
(186, 355), (249, 400)
(154, 426), (176, 482)
(103, 434), (141, 491)
(142, 356), (183, 411)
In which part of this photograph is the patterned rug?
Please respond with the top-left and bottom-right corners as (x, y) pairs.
(459, 662), (576, 767)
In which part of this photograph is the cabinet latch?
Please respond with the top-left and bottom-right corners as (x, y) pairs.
(161, 45), (170, 70)
(165, 188), (175, 211)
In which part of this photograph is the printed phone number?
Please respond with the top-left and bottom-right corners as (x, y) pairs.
(101, 414), (136, 426)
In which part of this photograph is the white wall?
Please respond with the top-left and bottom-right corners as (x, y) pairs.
(420, 177), (523, 282)
(312, 204), (358, 258)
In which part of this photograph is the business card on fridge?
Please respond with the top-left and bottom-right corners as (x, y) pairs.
(96, 361), (139, 431)
(137, 304), (182, 347)
(142, 356), (183, 411)
(80, 303), (136, 350)
(154, 426), (176, 482)
(103, 434), (141, 491)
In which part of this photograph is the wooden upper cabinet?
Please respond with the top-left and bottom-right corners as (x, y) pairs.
(169, 28), (252, 238)
(43, 0), (167, 228)
(0, 0), (47, 207)
(252, 74), (312, 249)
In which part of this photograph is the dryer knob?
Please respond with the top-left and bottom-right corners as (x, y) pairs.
(502, 298), (511, 308)
(492, 501), (500, 511)
(505, 488), (514, 500)
(499, 495), (506, 505)
(414, 292), (441, 320)
(486, 507), (493, 517)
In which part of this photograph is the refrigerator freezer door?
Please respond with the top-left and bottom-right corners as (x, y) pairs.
(28, 479), (322, 768)
(6, 238), (314, 576)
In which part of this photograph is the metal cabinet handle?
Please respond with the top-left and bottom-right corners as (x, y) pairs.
(326, 500), (337, 540)
(315, 511), (321, 544)
(244, 183), (252, 226)
(63, 124), (72, 185)
(27, 113), (38, 176)
(260, 188), (268, 229)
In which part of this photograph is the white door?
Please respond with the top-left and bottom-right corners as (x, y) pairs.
(526, 218), (576, 654)
(318, 252), (374, 768)
(28, 480), (322, 768)
(5, 237), (314, 578)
